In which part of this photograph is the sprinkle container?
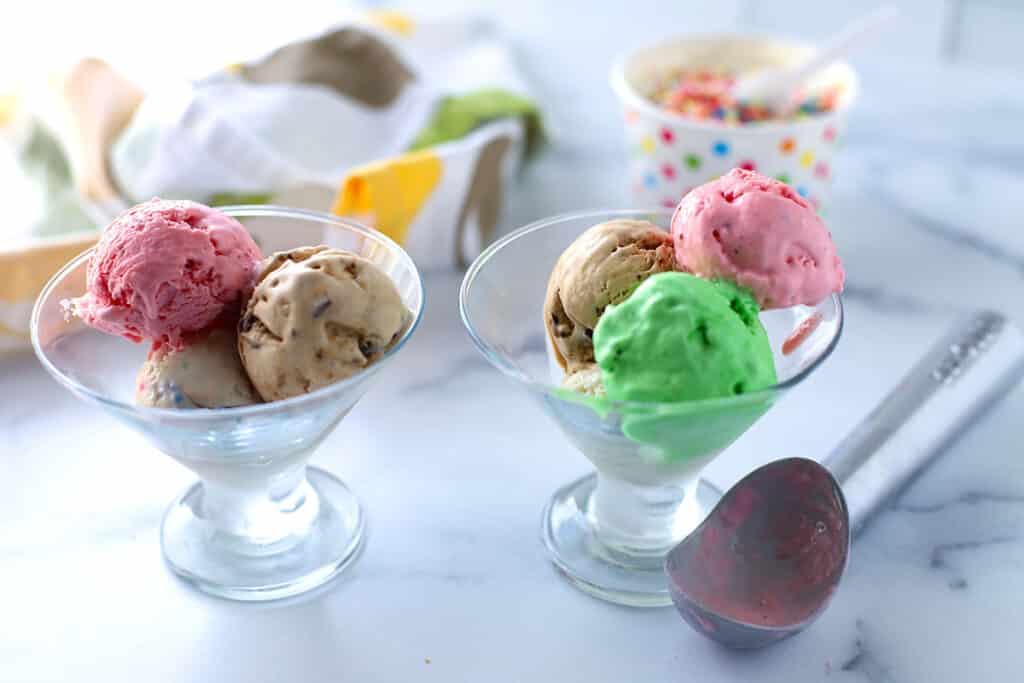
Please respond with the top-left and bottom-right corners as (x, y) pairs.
(610, 34), (858, 214)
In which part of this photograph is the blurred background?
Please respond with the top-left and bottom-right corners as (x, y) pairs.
(1, 0), (1022, 326)
(3, 4), (1024, 680)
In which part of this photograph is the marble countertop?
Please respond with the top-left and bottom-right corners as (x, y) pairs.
(4, 16), (1024, 682)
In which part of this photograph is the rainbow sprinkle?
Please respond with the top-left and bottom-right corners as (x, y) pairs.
(650, 68), (843, 125)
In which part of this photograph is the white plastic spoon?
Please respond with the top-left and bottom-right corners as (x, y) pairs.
(731, 6), (898, 113)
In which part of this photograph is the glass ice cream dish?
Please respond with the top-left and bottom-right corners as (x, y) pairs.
(32, 206), (423, 602)
(460, 209), (842, 607)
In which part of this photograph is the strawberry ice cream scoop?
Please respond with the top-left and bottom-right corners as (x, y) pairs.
(69, 199), (262, 348)
(671, 169), (844, 309)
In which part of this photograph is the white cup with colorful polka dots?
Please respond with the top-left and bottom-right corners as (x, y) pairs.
(610, 34), (858, 214)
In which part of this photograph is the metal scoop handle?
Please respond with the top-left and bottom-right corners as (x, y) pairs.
(826, 311), (1024, 533)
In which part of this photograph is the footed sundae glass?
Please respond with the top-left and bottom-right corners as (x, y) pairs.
(32, 206), (423, 602)
(460, 209), (842, 607)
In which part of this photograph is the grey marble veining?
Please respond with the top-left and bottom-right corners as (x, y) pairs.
(4, 7), (1024, 682)
(4, 271), (1024, 682)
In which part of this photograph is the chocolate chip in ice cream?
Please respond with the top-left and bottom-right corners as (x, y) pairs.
(312, 297), (332, 318)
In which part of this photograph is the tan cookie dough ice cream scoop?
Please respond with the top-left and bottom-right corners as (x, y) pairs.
(544, 220), (676, 370)
(136, 326), (260, 409)
(238, 246), (407, 402)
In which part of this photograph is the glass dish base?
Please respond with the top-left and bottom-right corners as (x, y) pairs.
(541, 472), (722, 608)
(161, 467), (365, 602)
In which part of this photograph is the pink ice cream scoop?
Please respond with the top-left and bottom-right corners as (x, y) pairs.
(69, 199), (262, 348)
(671, 169), (844, 309)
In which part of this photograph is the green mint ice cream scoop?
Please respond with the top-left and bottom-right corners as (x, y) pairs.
(593, 272), (777, 454)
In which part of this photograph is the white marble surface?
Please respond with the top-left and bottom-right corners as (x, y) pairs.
(5, 5), (1024, 681)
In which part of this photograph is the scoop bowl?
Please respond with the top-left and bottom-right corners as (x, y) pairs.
(665, 457), (849, 648)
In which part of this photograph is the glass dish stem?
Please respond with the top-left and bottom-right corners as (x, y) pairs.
(198, 463), (320, 550)
(587, 473), (701, 557)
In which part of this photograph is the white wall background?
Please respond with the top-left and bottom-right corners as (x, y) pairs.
(0, 0), (1020, 89)
(735, 0), (1022, 68)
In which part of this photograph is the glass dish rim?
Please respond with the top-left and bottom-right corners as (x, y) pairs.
(30, 204), (425, 421)
(458, 207), (843, 413)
